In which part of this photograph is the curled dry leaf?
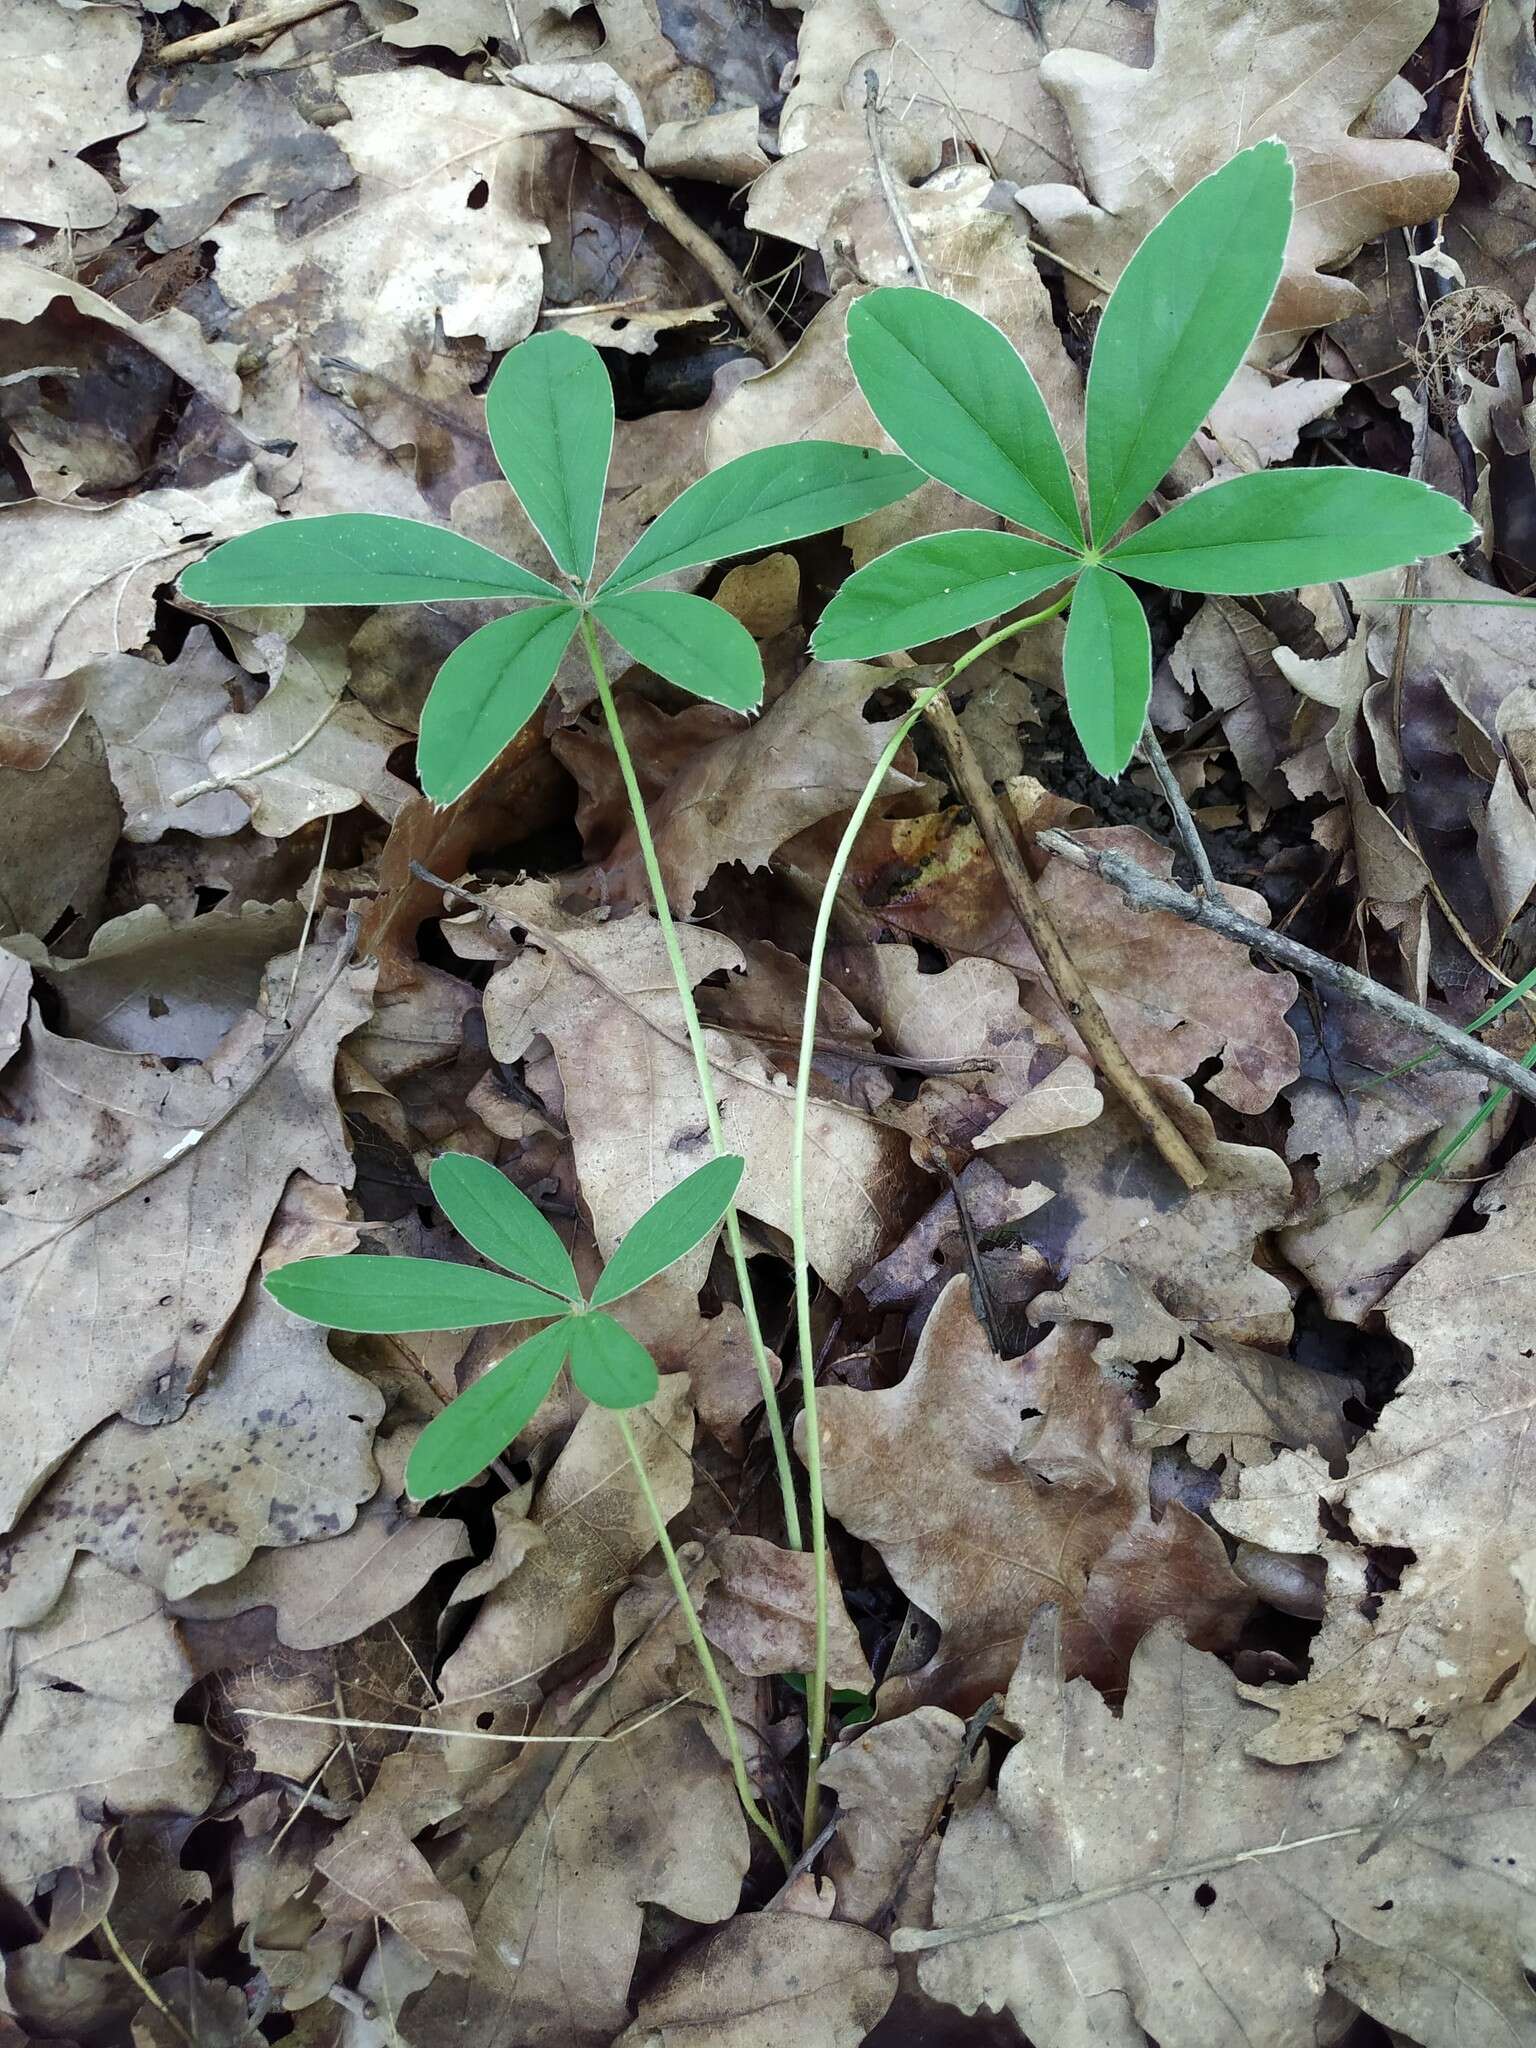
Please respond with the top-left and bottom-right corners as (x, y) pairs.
(819, 1706), (969, 1930)
(315, 1751), (474, 1975)
(912, 1611), (1536, 2048)
(0, 714), (120, 945)
(809, 1278), (1250, 1714)
(702, 1532), (873, 1691)
(611, 1912), (897, 2048)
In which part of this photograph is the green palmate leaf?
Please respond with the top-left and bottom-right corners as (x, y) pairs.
(1062, 566), (1151, 778)
(846, 287), (1084, 547)
(812, 530), (1077, 659)
(1086, 141), (1293, 547)
(428, 1153), (581, 1301)
(485, 331), (613, 583)
(1105, 469), (1478, 594)
(598, 443), (922, 596)
(594, 589), (764, 710)
(416, 603), (580, 804)
(567, 1311), (660, 1409)
(179, 514), (562, 608)
(590, 1154), (745, 1307)
(406, 1319), (572, 1499)
(265, 1255), (568, 1333)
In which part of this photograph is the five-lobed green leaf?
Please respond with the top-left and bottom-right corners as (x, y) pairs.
(846, 289), (1084, 548)
(594, 589), (764, 710)
(568, 1312), (660, 1409)
(416, 604), (581, 805)
(485, 330), (613, 582)
(590, 1155), (745, 1307)
(406, 1320), (572, 1499)
(1084, 141), (1292, 547)
(597, 443), (923, 597)
(1106, 469), (1480, 594)
(1062, 566), (1152, 780)
(264, 1255), (567, 1333)
(813, 530), (1077, 659)
(427, 1153), (581, 1301)
(179, 513), (562, 608)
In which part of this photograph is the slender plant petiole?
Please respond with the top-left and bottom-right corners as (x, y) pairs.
(616, 1409), (791, 1867)
(791, 593), (1074, 1848)
(578, 612), (803, 1548)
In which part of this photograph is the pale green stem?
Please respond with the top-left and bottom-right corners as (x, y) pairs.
(791, 596), (1073, 1848)
(616, 1410), (790, 1867)
(578, 613), (803, 1548)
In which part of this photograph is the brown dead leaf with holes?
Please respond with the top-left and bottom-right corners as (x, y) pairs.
(808, 1277), (1251, 1714)
(914, 1609), (1536, 2048)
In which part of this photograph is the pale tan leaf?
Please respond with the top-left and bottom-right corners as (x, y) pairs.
(612, 1913), (896, 2048)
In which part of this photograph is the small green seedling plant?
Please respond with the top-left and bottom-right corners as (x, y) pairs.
(183, 329), (922, 1554)
(265, 1149), (788, 1863)
(812, 140), (1478, 775)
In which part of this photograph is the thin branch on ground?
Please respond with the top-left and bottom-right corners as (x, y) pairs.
(920, 692), (1209, 1190)
(1139, 722), (1218, 896)
(160, 0), (349, 62)
(1038, 829), (1536, 1112)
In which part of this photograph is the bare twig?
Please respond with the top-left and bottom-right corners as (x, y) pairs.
(920, 694), (1208, 1189)
(1038, 830), (1536, 1113)
(159, 0), (349, 63)
(864, 71), (928, 285)
(1139, 723), (1218, 896)
(592, 152), (787, 365)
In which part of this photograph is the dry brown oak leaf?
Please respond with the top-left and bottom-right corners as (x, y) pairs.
(1218, 1136), (1536, 1771)
(0, 918), (374, 1532)
(808, 1277), (1250, 1715)
(846, 811), (1300, 1115)
(0, 0), (141, 231)
(1023, 0), (1459, 345)
(911, 1611), (1536, 2048)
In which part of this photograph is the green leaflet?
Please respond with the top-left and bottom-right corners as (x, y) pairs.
(812, 530), (1078, 659)
(598, 443), (923, 596)
(406, 1321), (572, 1499)
(1106, 469), (1480, 594)
(1085, 141), (1293, 546)
(428, 1153), (581, 1301)
(264, 1255), (568, 1333)
(591, 1155), (745, 1307)
(568, 1311), (661, 1409)
(179, 513), (561, 607)
(416, 604), (580, 805)
(1062, 566), (1152, 779)
(485, 329), (613, 582)
(846, 288), (1084, 547)
(594, 589), (764, 710)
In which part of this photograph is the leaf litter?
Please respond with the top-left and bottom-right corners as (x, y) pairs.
(1, 3), (1535, 2045)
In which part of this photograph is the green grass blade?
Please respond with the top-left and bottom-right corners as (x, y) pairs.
(812, 530), (1077, 659)
(568, 1312), (661, 1409)
(1086, 141), (1293, 546)
(416, 604), (580, 805)
(594, 589), (764, 710)
(485, 331), (613, 583)
(179, 514), (562, 607)
(1062, 565), (1151, 778)
(428, 1154), (581, 1301)
(1379, 1054), (1534, 1224)
(265, 1255), (569, 1333)
(406, 1320), (572, 1498)
(591, 1155), (745, 1307)
(846, 287), (1084, 547)
(1106, 469), (1478, 594)
(597, 444), (922, 596)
